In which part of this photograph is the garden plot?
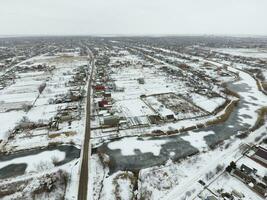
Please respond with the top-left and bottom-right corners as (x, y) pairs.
(0, 71), (48, 112)
(144, 96), (175, 120)
(109, 57), (185, 101)
(110, 50), (143, 63)
(190, 93), (226, 113)
(200, 64), (236, 83)
(111, 66), (183, 100)
(114, 99), (156, 126)
(26, 103), (62, 122)
(0, 71), (48, 140)
(7, 130), (49, 151)
(147, 93), (208, 120)
(35, 56), (88, 106)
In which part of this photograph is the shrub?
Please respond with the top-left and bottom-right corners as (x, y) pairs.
(38, 83), (46, 94)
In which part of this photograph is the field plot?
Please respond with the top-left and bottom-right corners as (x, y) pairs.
(114, 99), (155, 126)
(145, 93), (208, 120)
(110, 63), (185, 101)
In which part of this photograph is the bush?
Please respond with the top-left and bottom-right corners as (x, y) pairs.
(38, 83), (46, 94)
(20, 116), (30, 123)
(51, 156), (60, 166)
(205, 171), (214, 180)
(35, 161), (53, 172)
(22, 104), (32, 112)
(216, 164), (224, 174)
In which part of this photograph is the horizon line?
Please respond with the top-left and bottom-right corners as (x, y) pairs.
(1, 33), (267, 39)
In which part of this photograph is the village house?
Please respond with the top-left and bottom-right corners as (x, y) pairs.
(102, 115), (120, 127)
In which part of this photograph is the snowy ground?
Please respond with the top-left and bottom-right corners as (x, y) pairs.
(0, 49), (89, 199)
(212, 48), (267, 60)
(89, 44), (267, 200)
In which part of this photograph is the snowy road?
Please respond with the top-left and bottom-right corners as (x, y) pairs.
(77, 48), (95, 200)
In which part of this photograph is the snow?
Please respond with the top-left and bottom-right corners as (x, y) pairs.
(164, 120), (267, 200)
(108, 136), (168, 156)
(0, 110), (24, 140)
(26, 103), (60, 122)
(236, 156), (266, 178)
(88, 154), (106, 200)
(92, 45), (267, 200)
(145, 96), (175, 118)
(191, 93), (225, 113)
(207, 173), (263, 200)
(64, 159), (80, 200)
(110, 53), (186, 102)
(213, 48), (267, 60)
(115, 99), (155, 117)
(181, 130), (214, 150)
(99, 171), (134, 200)
(230, 66), (267, 126)
(0, 47), (91, 200)
(89, 154), (135, 200)
(0, 150), (65, 173)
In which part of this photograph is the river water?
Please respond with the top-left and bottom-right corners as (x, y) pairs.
(0, 144), (80, 179)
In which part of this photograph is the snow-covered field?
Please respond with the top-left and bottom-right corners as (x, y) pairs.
(213, 48), (267, 60)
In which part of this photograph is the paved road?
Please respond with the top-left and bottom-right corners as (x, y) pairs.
(78, 48), (95, 200)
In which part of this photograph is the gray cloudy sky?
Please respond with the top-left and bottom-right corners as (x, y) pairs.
(1, 0), (267, 36)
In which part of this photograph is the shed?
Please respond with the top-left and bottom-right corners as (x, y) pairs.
(252, 146), (267, 165)
(98, 99), (109, 107)
(231, 169), (255, 184)
(240, 164), (253, 175)
(206, 196), (218, 200)
(95, 85), (105, 91)
(103, 115), (120, 127)
(137, 78), (145, 84)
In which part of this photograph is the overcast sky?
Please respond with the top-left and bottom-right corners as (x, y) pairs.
(1, 0), (267, 36)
